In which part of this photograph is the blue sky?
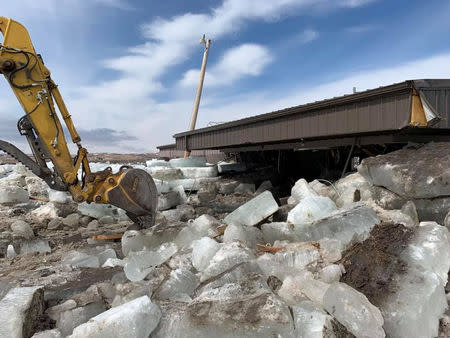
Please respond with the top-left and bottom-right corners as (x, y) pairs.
(1, 0), (450, 152)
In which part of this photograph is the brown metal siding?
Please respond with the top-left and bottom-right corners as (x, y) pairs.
(173, 80), (449, 151)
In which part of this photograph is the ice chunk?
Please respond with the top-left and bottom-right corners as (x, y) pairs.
(217, 180), (240, 194)
(121, 230), (145, 256)
(20, 239), (51, 254)
(318, 238), (343, 263)
(7, 244), (17, 258)
(157, 191), (180, 211)
(358, 142), (450, 199)
(32, 203), (58, 220)
(124, 242), (178, 281)
(295, 202), (379, 249)
(179, 166), (218, 178)
(261, 222), (297, 244)
(97, 248), (117, 266)
(287, 195), (336, 225)
(155, 268), (199, 301)
(224, 190), (279, 226)
(77, 202), (118, 219)
(146, 159), (170, 168)
(217, 161), (246, 173)
(334, 172), (372, 207)
(174, 215), (220, 249)
(57, 303), (106, 336)
(323, 282), (385, 338)
(70, 296), (161, 338)
(172, 185), (187, 204)
(170, 157), (206, 168)
(254, 180), (273, 195)
(183, 274), (293, 337)
(62, 251), (100, 268)
(309, 179), (337, 200)
(148, 168), (184, 180)
(10, 220), (34, 239)
(290, 178), (318, 203)
(102, 258), (125, 268)
(48, 189), (72, 203)
(256, 243), (320, 280)
(0, 286), (44, 338)
(278, 271), (330, 306)
(318, 264), (343, 283)
(25, 176), (48, 200)
(0, 184), (28, 204)
(200, 242), (255, 282)
(198, 261), (263, 293)
(293, 300), (350, 338)
(234, 183), (255, 194)
(192, 237), (222, 272)
(223, 223), (263, 248)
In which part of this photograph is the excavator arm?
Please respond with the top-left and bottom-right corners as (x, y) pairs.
(0, 17), (157, 227)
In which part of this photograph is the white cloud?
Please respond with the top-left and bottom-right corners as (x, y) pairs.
(0, 0), (380, 153)
(193, 53), (450, 127)
(180, 44), (273, 88)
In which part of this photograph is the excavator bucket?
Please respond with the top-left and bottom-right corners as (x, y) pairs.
(106, 168), (158, 228)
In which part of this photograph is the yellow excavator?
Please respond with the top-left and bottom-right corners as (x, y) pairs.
(0, 17), (157, 228)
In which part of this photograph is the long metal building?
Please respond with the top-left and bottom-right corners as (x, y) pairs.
(171, 79), (450, 153)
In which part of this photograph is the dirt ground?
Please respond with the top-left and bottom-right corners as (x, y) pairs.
(339, 222), (413, 306)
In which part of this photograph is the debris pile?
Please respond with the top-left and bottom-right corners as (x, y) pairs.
(0, 144), (449, 337)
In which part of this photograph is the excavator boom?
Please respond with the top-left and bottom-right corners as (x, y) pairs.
(0, 17), (157, 227)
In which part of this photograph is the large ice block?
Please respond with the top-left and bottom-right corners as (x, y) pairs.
(256, 243), (320, 280)
(191, 237), (222, 272)
(287, 195), (337, 225)
(70, 296), (161, 338)
(200, 242), (255, 282)
(154, 268), (199, 301)
(124, 242), (178, 281)
(224, 190), (278, 226)
(294, 202), (379, 249)
(0, 286), (44, 338)
(323, 282), (385, 338)
(223, 223), (263, 248)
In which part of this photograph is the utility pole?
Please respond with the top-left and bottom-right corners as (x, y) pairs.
(184, 35), (211, 158)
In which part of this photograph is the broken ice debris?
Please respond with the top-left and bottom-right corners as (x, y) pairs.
(10, 220), (34, 239)
(186, 274), (293, 337)
(295, 202), (379, 249)
(124, 242), (177, 281)
(155, 268), (199, 301)
(0, 184), (28, 205)
(256, 243), (320, 280)
(292, 300), (350, 337)
(290, 178), (318, 203)
(191, 237), (222, 272)
(287, 195), (337, 225)
(261, 222), (297, 244)
(200, 241), (255, 282)
(174, 214), (220, 249)
(358, 142), (450, 199)
(32, 329), (62, 338)
(57, 303), (106, 336)
(234, 183), (255, 194)
(323, 282), (385, 338)
(278, 271), (329, 306)
(70, 296), (161, 338)
(169, 157), (207, 168)
(318, 264), (344, 283)
(62, 251), (100, 269)
(0, 286), (44, 338)
(224, 190), (278, 226)
(179, 166), (218, 178)
(223, 223), (263, 249)
(334, 172), (372, 207)
(379, 221), (450, 338)
(20, 239), (51, 254)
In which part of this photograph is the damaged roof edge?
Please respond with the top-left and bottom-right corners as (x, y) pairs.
(174, 80), (417, 138)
